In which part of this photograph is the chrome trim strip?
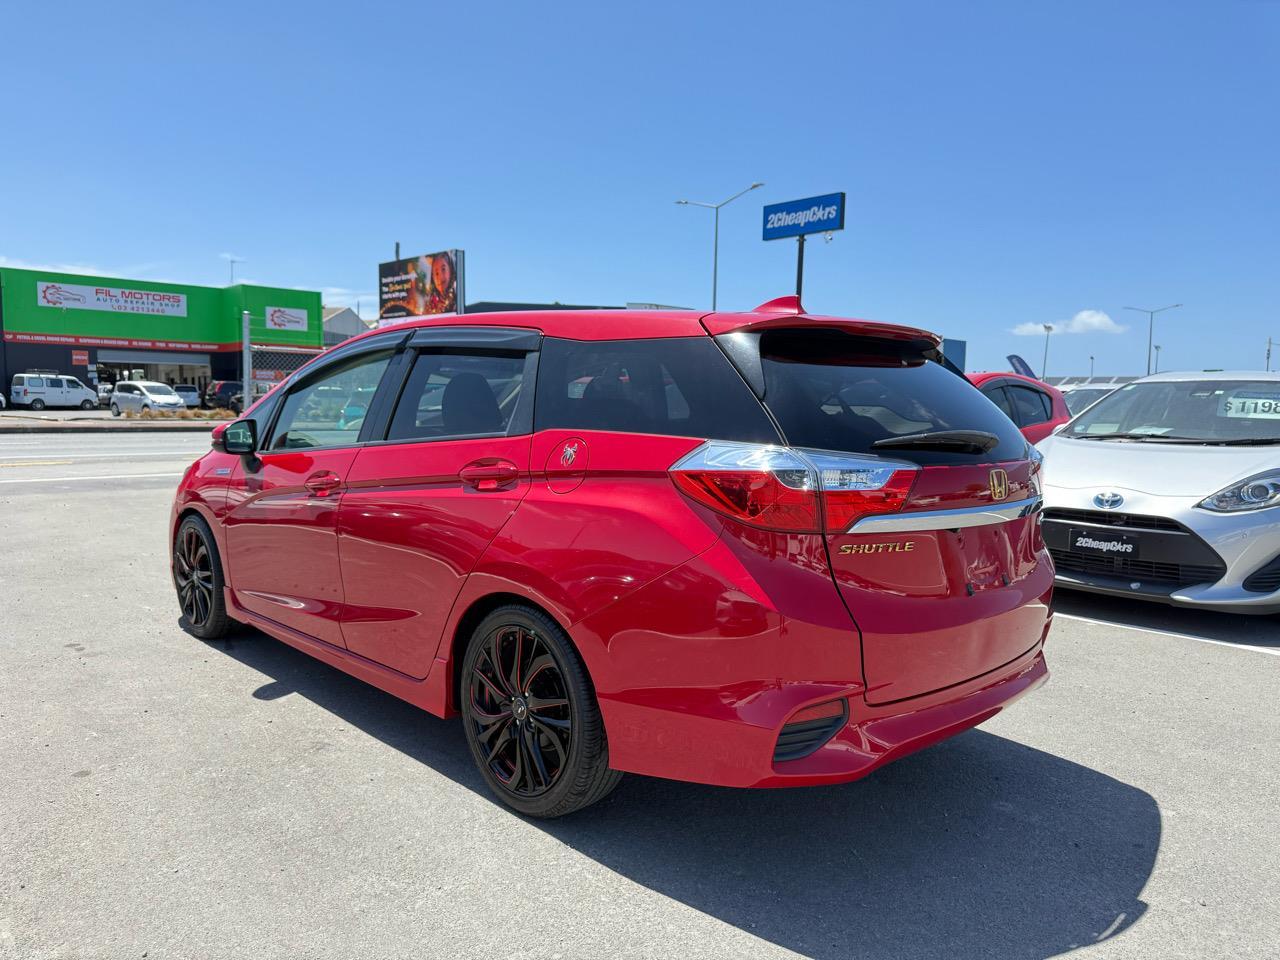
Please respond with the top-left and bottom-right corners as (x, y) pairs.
(848, 496), (1042, 533)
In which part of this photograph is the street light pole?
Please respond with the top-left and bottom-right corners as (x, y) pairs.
(676, 182), (764, 310)
(1042, 324), (1053, 379)
(1124, 304), (1181, 375)
(1154, 344), (1162, 373)
(1089, 354), (1095, 379)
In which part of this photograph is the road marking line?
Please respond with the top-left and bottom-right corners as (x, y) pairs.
(0, 459), (74, 467)
(0, 471), (183, 485)
(1055, 612), (1280, 657)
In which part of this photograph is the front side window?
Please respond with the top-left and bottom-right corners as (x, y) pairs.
(1065, 379), (1280, 444)
(534, 337), (778, 442)
(269, 350), (393, 450)
(387, 351), (528, 441)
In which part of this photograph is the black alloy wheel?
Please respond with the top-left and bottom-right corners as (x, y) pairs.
(173, 515), (231, 639)
(462, 606), (621, 817)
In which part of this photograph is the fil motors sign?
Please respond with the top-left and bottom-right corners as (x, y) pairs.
(265, 305), (309, 332)
(762, 192), (846, 241)
(36, 281), (188, 317)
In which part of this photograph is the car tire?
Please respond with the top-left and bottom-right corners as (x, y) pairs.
(80, 399), (94, 410)
(141, 405), (151, 413)
(173, 514), (232, 640)
(461, 605), (622, 818)
(110, 404), (121, 417)
(30, 399), (45, 411)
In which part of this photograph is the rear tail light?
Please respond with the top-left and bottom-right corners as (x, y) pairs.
(670, 441), (917, 533)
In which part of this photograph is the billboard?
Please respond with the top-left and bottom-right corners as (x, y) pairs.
(762, 192), (846, 241)
(378, 250), (464, 321)
(265, 305), (308, 332)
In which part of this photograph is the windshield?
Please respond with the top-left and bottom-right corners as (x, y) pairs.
(1063, 388), (1113, 415)
(756, 329), (1027, 465)
(141, 383), (177, 396)
(1065, 379), (1280, 443)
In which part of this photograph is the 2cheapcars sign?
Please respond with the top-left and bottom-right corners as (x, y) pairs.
(378, 250), (463, 321)
(37, 281), (188, 317)
(762, 192), (846, 241)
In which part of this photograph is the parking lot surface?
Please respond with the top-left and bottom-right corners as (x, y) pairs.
(2, 434), (1277, 959)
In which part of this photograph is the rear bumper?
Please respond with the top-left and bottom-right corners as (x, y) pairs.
(599, 643), (1048, 789)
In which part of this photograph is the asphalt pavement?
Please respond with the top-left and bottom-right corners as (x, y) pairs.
(1, 434), (1277, 959)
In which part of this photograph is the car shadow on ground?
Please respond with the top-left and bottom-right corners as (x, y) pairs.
(1054, 590), (1280, 649)
(207, 625), (1160, 960)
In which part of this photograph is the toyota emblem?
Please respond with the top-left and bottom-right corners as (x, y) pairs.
(1094, 491), (1124, 510)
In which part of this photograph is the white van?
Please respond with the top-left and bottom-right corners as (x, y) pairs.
(10, 374), (99, 410)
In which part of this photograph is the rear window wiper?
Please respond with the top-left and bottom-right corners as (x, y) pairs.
(872, 430), (999, 454)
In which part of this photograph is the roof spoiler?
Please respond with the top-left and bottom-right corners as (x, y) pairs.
(752, 295), (804, 314)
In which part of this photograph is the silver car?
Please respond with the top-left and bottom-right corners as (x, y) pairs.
(1037, 371), (1280, 614)
(108, 381), (187, 416)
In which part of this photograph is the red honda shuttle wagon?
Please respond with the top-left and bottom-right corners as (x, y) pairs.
(171, 296), (1052, 817)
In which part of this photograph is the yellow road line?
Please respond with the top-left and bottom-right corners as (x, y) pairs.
(0, 459), (74, 467)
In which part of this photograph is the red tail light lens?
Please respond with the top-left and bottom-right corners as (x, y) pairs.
(670, 443), (819, 531)
(670, 442), (917, 533)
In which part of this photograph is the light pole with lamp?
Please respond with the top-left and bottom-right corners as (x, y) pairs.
(1089, 354), (1095, 379)
(676, 182), (764, 310)
(1041, 324), (1053, 379)
(1154, 344), (1162, 373)
(1124, 304), (1181, 375)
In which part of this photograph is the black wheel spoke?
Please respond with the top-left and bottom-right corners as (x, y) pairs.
(526, 695), (567, 713)
(473, 666), (507, 704)
(531, 718), (568, 770)
(523, 724), (551, 789)
(532, 713), (570, 731)
(485, 722), (515, 765)
(507, 628), (524, 694)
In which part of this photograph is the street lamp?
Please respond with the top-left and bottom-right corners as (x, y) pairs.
(676, 182), (764, 310)
(1124, 304), (1181, 375)
(1089, 354), (1095, 379)
(1154, 344), (1162, 373)
(1041, 323), (1054, 379)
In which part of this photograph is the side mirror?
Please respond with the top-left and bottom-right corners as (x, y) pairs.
(219, 419), (258, 455)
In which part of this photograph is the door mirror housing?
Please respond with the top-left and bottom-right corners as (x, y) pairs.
(219, 419), (258, 455)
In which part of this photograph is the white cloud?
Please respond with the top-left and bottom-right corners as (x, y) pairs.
(1012, 309), (1126, 336)
(0, 254), (108, 275)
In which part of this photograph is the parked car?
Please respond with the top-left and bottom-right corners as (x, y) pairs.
(174, 384), (201, 408)
(1038, 371), (1280, 613)
(202, 380), (242, 410)
(109, 381), (187, 415)
(171, 296), (1052, 817)
(97, 382), (116, 407)
(967, 371), (1070, 443)
(1059, 384), (1117, 415)
(10, 373), (99, 410)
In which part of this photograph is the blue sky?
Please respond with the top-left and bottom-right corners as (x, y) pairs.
(1, 0), (1276, 376)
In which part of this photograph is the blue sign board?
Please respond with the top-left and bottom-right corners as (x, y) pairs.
(762, 192), (846, 241)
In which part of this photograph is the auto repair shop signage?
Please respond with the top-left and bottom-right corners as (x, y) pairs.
(36, 281), (188, 317)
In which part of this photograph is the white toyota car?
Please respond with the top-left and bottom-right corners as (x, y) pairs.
(1038, 371), (1280, 614)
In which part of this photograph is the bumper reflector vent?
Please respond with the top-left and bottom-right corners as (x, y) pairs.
(773, 699), (848, 763)
(1243, 554), (1280, 593)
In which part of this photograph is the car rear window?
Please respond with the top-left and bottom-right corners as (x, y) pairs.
(754, 329), (1027, 464)
(534, 337), (779, 443)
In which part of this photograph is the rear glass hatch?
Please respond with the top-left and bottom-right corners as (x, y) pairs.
(721, 326), (1047, 704)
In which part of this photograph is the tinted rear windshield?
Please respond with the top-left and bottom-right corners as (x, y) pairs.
(755, 329), (1027, 464)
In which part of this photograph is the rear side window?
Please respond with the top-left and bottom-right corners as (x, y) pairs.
(755, 329), (1027, 465)
(534, 337), (779, 442)
(388, 351), (529, 441)
(29, 377), (45, 388)
(1009, 385), (1051, 425)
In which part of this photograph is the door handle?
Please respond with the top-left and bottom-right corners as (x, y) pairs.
(304, 471), (342, 497)
(459, 459), (520, 491)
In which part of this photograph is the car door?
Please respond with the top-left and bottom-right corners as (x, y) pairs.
(1008, 383), (1054, 442)
(337, 326), (539, 679)
(223, 344), (397, 647)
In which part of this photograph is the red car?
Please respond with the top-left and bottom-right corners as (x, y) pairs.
(171, 296), (1052, 817)
(966, 371), (1070, 443)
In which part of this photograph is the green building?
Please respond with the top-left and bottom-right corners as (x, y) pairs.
(0, 266), (322, 392)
